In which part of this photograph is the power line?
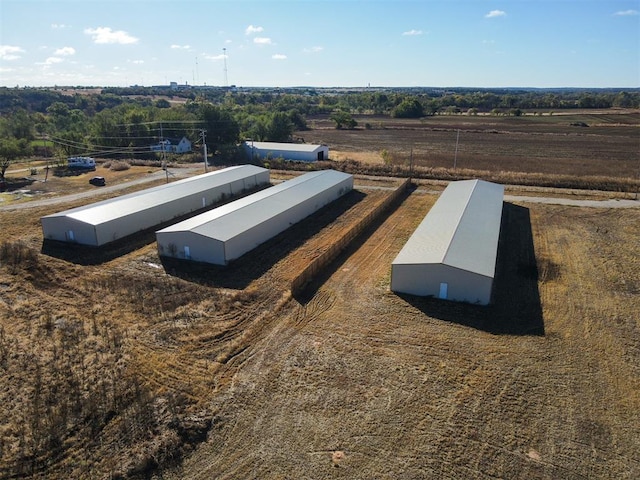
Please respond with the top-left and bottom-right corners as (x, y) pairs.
(114, 120), (205, 127)
(46, 135), (181, 158)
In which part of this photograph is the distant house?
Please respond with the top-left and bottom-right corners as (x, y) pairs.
(150, 136), (192, 154)
(243, 141), (329, 162)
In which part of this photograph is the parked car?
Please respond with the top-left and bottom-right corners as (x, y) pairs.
(89, 176), (106, 186)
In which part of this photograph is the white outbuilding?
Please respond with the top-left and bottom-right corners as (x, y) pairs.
(41, 165), (270, 246)
(156, 169), (353, 265)
(391, 179), (504, 305)
(243, 141), (329, 162)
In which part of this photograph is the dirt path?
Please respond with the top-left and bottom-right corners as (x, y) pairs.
(505, 194), (639, 208)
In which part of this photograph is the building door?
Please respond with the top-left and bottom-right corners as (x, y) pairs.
(438, 282), (448, 300)
(317, 151), (324, 161)
(184, 246), (191, 260)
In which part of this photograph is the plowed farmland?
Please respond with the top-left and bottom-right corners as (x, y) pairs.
(302, 113), (640, 179)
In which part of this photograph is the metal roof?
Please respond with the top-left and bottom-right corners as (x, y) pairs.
(246, 141), (326, 153)
(392, 179), (504, 279)
(41, 165), (268, 226)
(158, 170), (352, 241)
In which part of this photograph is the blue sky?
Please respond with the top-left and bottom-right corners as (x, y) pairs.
(1, 0), (639, 88)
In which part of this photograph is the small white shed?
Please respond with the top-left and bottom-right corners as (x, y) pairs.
(244, 141), (329, 162)
(156, 169), (353, 265)
(391, 179), (504, 305)
(41, 165), (270, 246)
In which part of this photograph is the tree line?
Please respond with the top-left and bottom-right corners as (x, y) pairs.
(1, 86), (638, 181)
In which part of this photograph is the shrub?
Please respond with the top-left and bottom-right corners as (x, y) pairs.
(109, 160), (131, 171)
(0, 241), (38, 274)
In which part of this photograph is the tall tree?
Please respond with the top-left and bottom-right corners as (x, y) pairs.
(267, 112), (294, 142)
(0, 137), (29, 181)
(200, 103), (239, 149)
(391, 98), (424, 118)
(330, 110), (357, 129)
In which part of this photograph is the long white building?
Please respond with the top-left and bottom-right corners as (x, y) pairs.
(156, 169), (353, 265)
(244, 141), (329, 162)
(391, 179), (504, 305)
(41, 165), (270, 246)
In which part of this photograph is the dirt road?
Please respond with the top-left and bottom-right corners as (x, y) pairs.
(505, 194), (639, 208)
(0, 166), (201, 211)
(2, 168), (638, 212)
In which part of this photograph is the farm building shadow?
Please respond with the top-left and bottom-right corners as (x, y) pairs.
(293, 182), (415, 304)
(162, 190), (367, 289)
(398, 202), (544, 336)
(41, 229), (157, 265)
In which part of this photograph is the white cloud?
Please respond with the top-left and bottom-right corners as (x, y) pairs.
(303, 46), (324, 53)
(171, 44), (191, 50)
(245, 25), (264, 35)
(84, 27), (139, 45)
(129, 60), (144, 64)
(203, 53), (227, 61)
(485, 10), (506, 18)
(54, 47), (75, 56)
(613, 9), (638, 16)
(51, 23), (68, 29)
(402, 29), (423, 36)
(0, 45), (25, 60)
(44, 57), (64, 65)
(272, 54), (287, 60)
(254, 37), (272, 45)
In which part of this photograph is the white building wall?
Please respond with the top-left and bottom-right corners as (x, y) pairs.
(40, 217), (98, 246)
(156, 170), (353, 265)
(391, 179), (503, 305)
(42, 166), (269, 246)
(244, 142), (329, 162)
(391, 263), (494, 305)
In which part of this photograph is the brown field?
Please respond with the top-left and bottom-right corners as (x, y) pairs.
(0, 112), (639, 479)
(303, 112), (640, 179)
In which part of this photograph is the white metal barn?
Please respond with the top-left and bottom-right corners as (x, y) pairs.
(244, 141), (329, 162)
(391, 179), (504, 305)
(41, 165), (270, 247)
(156, 169), (353, 265)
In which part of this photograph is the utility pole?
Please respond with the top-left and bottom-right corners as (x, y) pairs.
(201, 129), (208, 172)
(409, 145), (414, 181)
(160, 123), (168, 183)
(223, 48), (228, 87)
(44, 135), (50, 182)
(454, 129), (460, 169)
(635, 159), (640, 200)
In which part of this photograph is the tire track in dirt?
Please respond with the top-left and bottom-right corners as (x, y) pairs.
(162, 187), (640, 479)
(125, 187), (400, 404)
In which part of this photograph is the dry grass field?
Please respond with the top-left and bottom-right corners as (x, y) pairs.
(0, 111), (639, 479)
(304, 112), (640, 180)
